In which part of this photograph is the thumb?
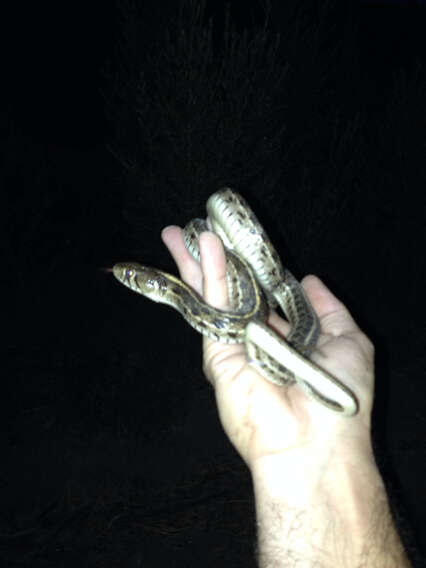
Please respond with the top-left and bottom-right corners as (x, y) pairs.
(302, 274), (360, 336)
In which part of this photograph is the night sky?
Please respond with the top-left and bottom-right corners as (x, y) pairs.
(3, 1), (426, 566)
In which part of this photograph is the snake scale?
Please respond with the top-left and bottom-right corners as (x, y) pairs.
(113, 188), (358, 416)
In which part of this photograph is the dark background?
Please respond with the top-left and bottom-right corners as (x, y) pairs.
(2, 0), (426, 565)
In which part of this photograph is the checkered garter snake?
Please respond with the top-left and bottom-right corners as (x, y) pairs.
(113, 188), (358, 415)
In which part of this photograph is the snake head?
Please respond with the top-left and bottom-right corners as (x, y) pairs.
(112, 262), (168, 301)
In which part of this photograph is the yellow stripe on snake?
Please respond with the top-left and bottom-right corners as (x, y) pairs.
(113, 188), (358, 416)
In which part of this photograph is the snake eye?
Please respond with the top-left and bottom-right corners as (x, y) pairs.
(125, 268), (134, 279)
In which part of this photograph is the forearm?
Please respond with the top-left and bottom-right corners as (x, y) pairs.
(252, 446), (411, 568)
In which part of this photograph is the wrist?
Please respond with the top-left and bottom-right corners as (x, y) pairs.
(251, 434), (376, 506)
(251, 443), (411, 567)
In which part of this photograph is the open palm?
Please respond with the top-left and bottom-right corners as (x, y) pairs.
(162, 225), (375, 470)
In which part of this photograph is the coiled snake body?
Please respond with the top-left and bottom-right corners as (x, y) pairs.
(113, 188), (358, 416)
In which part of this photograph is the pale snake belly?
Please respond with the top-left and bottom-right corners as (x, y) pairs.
(113, 188), (358, 416)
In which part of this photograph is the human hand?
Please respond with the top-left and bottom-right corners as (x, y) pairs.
(161, 225), (412, 568)
(161, 225), (376, 471)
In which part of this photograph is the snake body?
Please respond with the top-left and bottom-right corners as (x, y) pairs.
(113, 188), (358, 415)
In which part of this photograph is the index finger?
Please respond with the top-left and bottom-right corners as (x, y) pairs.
(161, 225), (204, 295)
